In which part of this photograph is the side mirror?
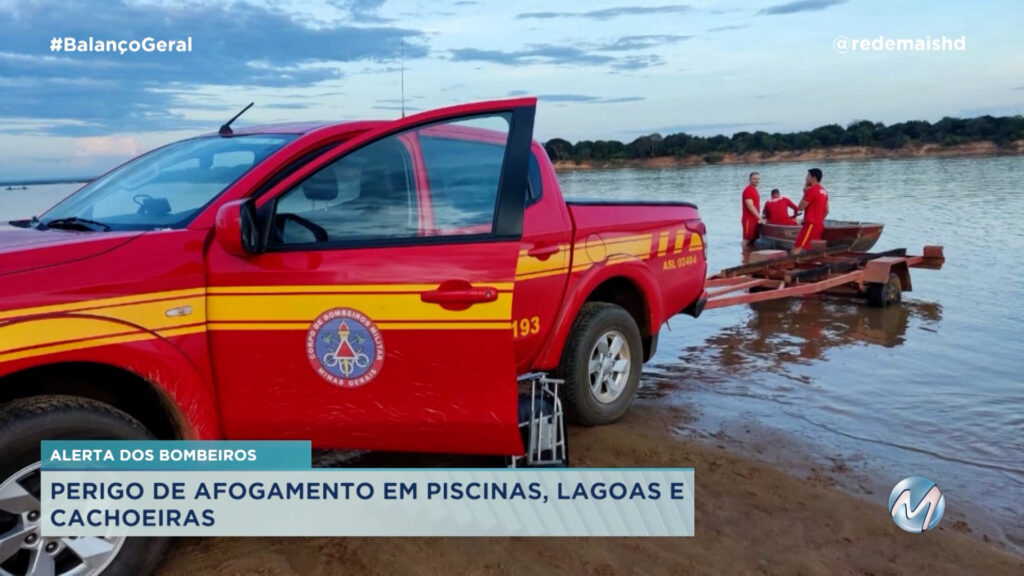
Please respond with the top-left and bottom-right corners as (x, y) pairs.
(215, 199), (262, 256)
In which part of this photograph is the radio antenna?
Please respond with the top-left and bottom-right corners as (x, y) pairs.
(400, 38), (405, 118)
(219, 102), (253, 136)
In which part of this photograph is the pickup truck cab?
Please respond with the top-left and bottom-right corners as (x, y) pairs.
(0, 99), (706, 575)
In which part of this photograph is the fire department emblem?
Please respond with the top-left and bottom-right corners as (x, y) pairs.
(306, 308), (385, 388)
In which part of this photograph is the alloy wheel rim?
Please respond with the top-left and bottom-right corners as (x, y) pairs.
(0, 462), (125, 576)
(588, 329), (631, 404)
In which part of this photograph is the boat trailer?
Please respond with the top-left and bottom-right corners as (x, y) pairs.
(704, 245), (945, 310)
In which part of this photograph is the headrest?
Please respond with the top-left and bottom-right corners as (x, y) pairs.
(303, 167), (339, 201)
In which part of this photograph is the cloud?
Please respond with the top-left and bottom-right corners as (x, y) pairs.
(601, 97), (647, 103)
(610, 55), (666, 70)
(372, 105), (421, 112)
(0, 117), (100, 136)
(707, 24), (750, 32)
(262, 102), (317, 110)
(517, 5), (692, 20)
(0, 0), (426, 135)
(449, 37), (678, 69)
(450, 46), (615, 67)
(530, 94), (645, 104)
(73, 135), (143, 157)
(599, 35), (691, 51)
(328, 0), (392, 23)
(758, 0), (848, 16)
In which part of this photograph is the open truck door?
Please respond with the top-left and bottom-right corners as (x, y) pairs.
(205, 99), (537, 455)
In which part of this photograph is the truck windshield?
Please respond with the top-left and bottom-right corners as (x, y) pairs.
(40, 134), (296, 231)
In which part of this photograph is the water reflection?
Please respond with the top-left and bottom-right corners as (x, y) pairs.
(660, 297), (942, 382)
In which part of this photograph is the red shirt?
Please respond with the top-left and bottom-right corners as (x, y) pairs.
(801, 183), (829, 225)
(741, 185), (760, 222)
(764, 197), (799, 224)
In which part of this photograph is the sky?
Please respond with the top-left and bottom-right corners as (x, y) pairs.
(0, 0), (1022, 180)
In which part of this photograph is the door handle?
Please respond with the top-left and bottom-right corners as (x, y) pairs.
(421, 285), (499, 306)
(527, 243), (560, 260)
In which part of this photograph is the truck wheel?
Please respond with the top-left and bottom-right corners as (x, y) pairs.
(0, 396), (168, 576)
(866, 272), (902, 307)
(559, 302), (643, 426)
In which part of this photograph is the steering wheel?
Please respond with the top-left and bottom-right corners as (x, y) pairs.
(133, 194), (153, 207)
(276, 213), (329, 243)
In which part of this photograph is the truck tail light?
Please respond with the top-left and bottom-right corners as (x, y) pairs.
(685, 219), (707, 257)
(684, 220), (706, 237)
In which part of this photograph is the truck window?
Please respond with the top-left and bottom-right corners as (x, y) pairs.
(272, 137), (418, 244)
(418, 132), (505, 234)
(41, 135), (294, 230)
(271, 113), (513, 246)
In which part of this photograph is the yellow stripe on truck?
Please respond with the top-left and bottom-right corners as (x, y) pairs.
(515, 246), (570, 279)
(0, 320), (206, 364)
(0, 295), (205, 353)
(0, 331), (157, 364)
(207, 321), (510, 331)
(0, 288), (205, 321)
(206, 283), (514, 295)
(206, 293), (514, 323)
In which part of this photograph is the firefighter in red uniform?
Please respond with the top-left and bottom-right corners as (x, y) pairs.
(793, 168), (829, 254)
(763, 188), (799, 225)
(741, 171), (762, 246)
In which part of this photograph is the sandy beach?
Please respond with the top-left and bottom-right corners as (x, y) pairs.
(156, 401), (1023, 576)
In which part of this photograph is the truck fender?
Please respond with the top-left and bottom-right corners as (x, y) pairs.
(534, 259), (663, 370)
(0, 313), (221, 439)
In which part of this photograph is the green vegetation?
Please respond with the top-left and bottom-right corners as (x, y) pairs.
(544, 115), (1024, 164)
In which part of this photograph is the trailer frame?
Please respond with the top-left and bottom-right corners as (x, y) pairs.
(704, 245), (945, 310)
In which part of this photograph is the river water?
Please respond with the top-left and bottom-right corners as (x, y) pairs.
(558, 156), (1024, 549)
(3, 155), (1022, 548)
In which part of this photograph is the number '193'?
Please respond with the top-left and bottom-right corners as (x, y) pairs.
(512, 316), (541, 338)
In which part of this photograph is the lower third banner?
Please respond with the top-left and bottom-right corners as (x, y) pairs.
(41, 469), (694, 537)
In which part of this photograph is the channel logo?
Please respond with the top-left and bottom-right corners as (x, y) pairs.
(888, 476), (945, 533)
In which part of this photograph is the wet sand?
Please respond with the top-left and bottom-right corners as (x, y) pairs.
(156, 402), (1023, 576)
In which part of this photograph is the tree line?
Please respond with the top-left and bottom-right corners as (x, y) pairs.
(543, 114), (1024, 165)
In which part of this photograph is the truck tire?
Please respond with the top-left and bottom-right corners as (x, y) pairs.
(558, 302), (643, 426)
(0, 396), (168, 576)
(866, 272), (902, 307)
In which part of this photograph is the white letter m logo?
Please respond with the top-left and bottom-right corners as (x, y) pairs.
(890, 485), (943, 530)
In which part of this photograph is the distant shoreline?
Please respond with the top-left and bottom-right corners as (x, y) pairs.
(0, 177), (92, 188)
(552, 140), (1024, 170)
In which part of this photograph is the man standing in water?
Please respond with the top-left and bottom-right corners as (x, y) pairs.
(741, 171), (762, 246)
(793, 168), (829, 254)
